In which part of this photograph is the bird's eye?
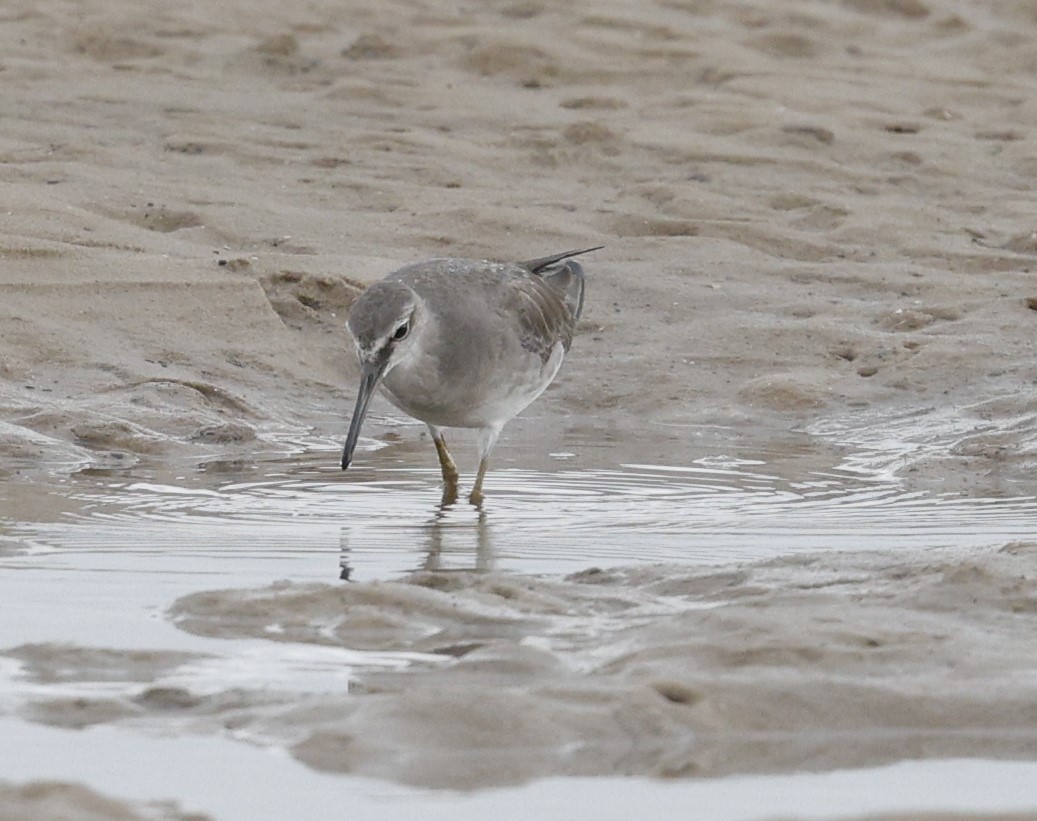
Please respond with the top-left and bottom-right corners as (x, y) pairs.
(392, 322), (409, 341)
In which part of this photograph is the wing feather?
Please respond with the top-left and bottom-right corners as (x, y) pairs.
(507, 273), (575, 363)
(520, 245), (603, 274)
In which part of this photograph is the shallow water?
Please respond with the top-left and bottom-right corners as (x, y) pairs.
(3, 441), (1036, 651)
(3, 441), (1037, 817)
(6, 447), (1037, 586)
(4, 717), (1037, 821)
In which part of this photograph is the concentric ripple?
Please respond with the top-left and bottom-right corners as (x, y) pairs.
(7, 450), (1036, 580)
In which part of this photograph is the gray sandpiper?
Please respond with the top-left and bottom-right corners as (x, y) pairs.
(341, 246), (601, 506)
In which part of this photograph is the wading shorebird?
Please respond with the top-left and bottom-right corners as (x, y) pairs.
(341, 246), (600, 507)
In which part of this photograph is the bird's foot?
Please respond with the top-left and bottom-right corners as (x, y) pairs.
(468, 456), (489, 508)
(440, 480), (459, 508)
(432, 430), (461, 508)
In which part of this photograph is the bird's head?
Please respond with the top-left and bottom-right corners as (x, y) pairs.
(341, 281), (420, 470)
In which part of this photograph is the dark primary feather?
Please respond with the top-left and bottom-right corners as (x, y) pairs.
(521, 245), (599, 323)
(519, 245), (603, 274)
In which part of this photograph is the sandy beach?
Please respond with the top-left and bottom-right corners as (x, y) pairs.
(2, 0), (1037, 817)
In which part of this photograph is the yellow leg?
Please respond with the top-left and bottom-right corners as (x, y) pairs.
(468, 424), (501, 508)
(431, 428), (459, 507)
(468, 457), (489, 508)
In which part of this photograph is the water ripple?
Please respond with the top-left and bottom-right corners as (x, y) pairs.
(6, 452), (1035, 580)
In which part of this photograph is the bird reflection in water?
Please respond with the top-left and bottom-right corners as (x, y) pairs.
(338, 509), (495, 580)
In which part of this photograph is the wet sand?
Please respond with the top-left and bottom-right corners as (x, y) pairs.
(176, 542), (1037, 789)
(8, 539), (1034, 792)
(2, 0), (1037, 816)
(0, 780), (200, 821)
(3, 0), (1037, 487)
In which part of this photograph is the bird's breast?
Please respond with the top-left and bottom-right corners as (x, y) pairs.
(380, 341), (565, 430)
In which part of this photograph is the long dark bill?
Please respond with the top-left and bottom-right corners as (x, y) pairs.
(341, 361), (385, 470)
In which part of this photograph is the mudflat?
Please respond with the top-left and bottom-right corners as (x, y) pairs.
(2, 0), (1036, 816)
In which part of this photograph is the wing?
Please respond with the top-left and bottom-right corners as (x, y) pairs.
(519, 246), (599, 323)
(505, 270), (578, 362)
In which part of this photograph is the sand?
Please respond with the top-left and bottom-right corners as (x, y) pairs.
(0, 781), (201, 821)
(2, 0), (1037, 814)
(166, 542), (1037, 789)
(3, 0), (1037, 484)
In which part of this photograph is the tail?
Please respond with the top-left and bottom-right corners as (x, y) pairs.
(521, 245), (601, 320)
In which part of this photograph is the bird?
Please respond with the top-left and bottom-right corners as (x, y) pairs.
(340, 246), (600, 507)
